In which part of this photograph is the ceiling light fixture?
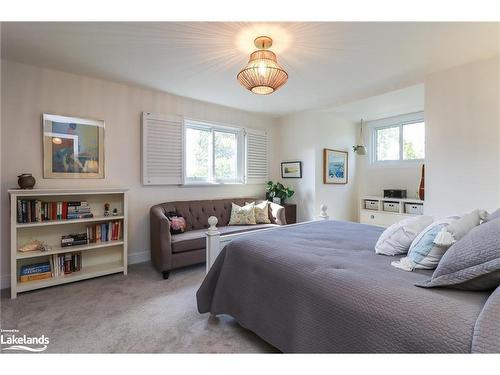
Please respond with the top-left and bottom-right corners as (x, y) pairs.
(237, 36), (288, 95)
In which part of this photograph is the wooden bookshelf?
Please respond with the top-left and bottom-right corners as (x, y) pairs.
(9, 188), (128, 298)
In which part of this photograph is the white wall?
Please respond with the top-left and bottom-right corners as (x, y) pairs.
(0, 60), (278, 285)
(356, 161), (421, 199)
(356, 113), (423, 200)
(425, 55), (500, 216)
(275, 111), (358, 222)
(328, 85), (424, 215)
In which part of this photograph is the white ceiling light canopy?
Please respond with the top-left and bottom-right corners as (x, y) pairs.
(237, 36), (288, 95)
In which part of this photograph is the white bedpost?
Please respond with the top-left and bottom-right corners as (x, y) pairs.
(319, 204), (329, 220)
(206, 216), (220, 273)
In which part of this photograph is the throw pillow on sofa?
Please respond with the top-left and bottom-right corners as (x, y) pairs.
(391, 217), (458, 271)
(166, 211), (186, 235)
(416, 218), (500, 291)
(246, 201), (271, 224)
(228, 202), (257, 225)
(375, 215), (433, 256)
(433, 209), (487, 247)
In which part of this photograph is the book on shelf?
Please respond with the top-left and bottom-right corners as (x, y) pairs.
(86, 221), (122, 243)
(16, 200), (93, 223)
(20, 272), (52, 283)
(20, 262), (51, 275)
(61, 232), (88, 247)
(50, 252), (82, 278)
(18, 251), (85, 283)
(18, 261), (54, 282)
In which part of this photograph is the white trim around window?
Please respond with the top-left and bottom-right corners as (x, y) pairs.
(368, 111), (425, 167)
(183, 119), (245, 185)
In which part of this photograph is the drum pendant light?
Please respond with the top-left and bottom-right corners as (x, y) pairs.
(237, 36), (288, 95)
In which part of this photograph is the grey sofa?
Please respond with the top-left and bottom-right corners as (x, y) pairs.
(150, 198), (286, 279)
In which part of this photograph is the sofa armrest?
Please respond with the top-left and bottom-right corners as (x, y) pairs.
(269, 202), (287, 225)
(150, 206), (173, 272)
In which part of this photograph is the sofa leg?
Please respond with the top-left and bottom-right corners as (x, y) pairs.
(162, 271), (170, 280)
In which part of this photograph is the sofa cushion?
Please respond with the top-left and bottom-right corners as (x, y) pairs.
(161, 198), (255, 231)
(171, 224), (278, 253)
(228, 202), (257, 225)
(246, 201), (272, 224)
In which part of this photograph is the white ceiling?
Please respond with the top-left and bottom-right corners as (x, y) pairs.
(2, 22), (499, 116)
(327, 84), (424, 122)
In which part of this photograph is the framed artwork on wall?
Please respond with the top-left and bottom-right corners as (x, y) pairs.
(281, 161), (302, 178)
(323, 149), (348, 184)
(42, 114), (105, 179)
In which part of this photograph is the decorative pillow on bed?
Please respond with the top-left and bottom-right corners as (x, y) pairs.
(228, 202), (257, 225)
(390, 217), (458, 271)
(484, 208), (500, 223)
(245, 201), (271, 224)
(375, 215), (433, 256)
(433, 209), (487, 247)
(416, 218), (500, 291)
(166, 211), (187, 235)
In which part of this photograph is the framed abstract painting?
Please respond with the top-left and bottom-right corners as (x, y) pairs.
(323, 149), (348, 184)
(42, 114), (105, 178)
(281, 161), (302, 178)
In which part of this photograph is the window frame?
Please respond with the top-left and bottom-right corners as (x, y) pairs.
(369, 112), (425, 166)
(183, 119), (245, 185)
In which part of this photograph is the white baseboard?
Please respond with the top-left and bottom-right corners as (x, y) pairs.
(1, 251), (151, 290)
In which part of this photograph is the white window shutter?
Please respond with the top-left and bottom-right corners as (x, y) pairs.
(246, 128), (268, 184)
(142, 112), (183, 185)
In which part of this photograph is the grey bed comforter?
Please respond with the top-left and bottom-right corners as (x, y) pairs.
(197, 220), (500, 353)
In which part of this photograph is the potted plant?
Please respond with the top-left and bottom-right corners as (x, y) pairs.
(266, 181), (294, 205)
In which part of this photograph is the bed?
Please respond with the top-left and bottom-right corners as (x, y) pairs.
(196, 220), (500, 353)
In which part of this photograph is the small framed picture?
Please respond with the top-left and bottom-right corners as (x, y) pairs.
(281, 161), (302, 178)
(42, 114), (105, 179)
(323, 149), (348, 184)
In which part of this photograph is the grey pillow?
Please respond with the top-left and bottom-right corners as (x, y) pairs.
(416, 219), (500, 291)
(485, 208), (500, 223)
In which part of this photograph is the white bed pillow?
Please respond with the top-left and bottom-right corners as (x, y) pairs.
(391, 217), (459, 271)
(375, 215), (434, 256)
(433, 209), (487, 247)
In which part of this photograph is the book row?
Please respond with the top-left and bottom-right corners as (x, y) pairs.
(59, 221), (122, 248)
(17, 200), (92, 223)
(19, 252), (82, 282)
(87, 221), (122, 243)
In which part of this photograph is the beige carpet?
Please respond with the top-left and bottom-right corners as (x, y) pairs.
(0, 262), (278, 353)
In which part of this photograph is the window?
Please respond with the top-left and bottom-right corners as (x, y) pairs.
(402, 121), (425, 160)
(142, 112), (268, 186)
(184, 120), (244, 184)
(372, 114), (425, 164)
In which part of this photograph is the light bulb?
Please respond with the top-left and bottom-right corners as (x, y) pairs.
(258, 62), (267, 77)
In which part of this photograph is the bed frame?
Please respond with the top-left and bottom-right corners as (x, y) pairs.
(205, 204), (329, 273)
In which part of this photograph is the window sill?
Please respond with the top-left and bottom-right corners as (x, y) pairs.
(182, 181), (245, 187)
(368, 159), (424, 168)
